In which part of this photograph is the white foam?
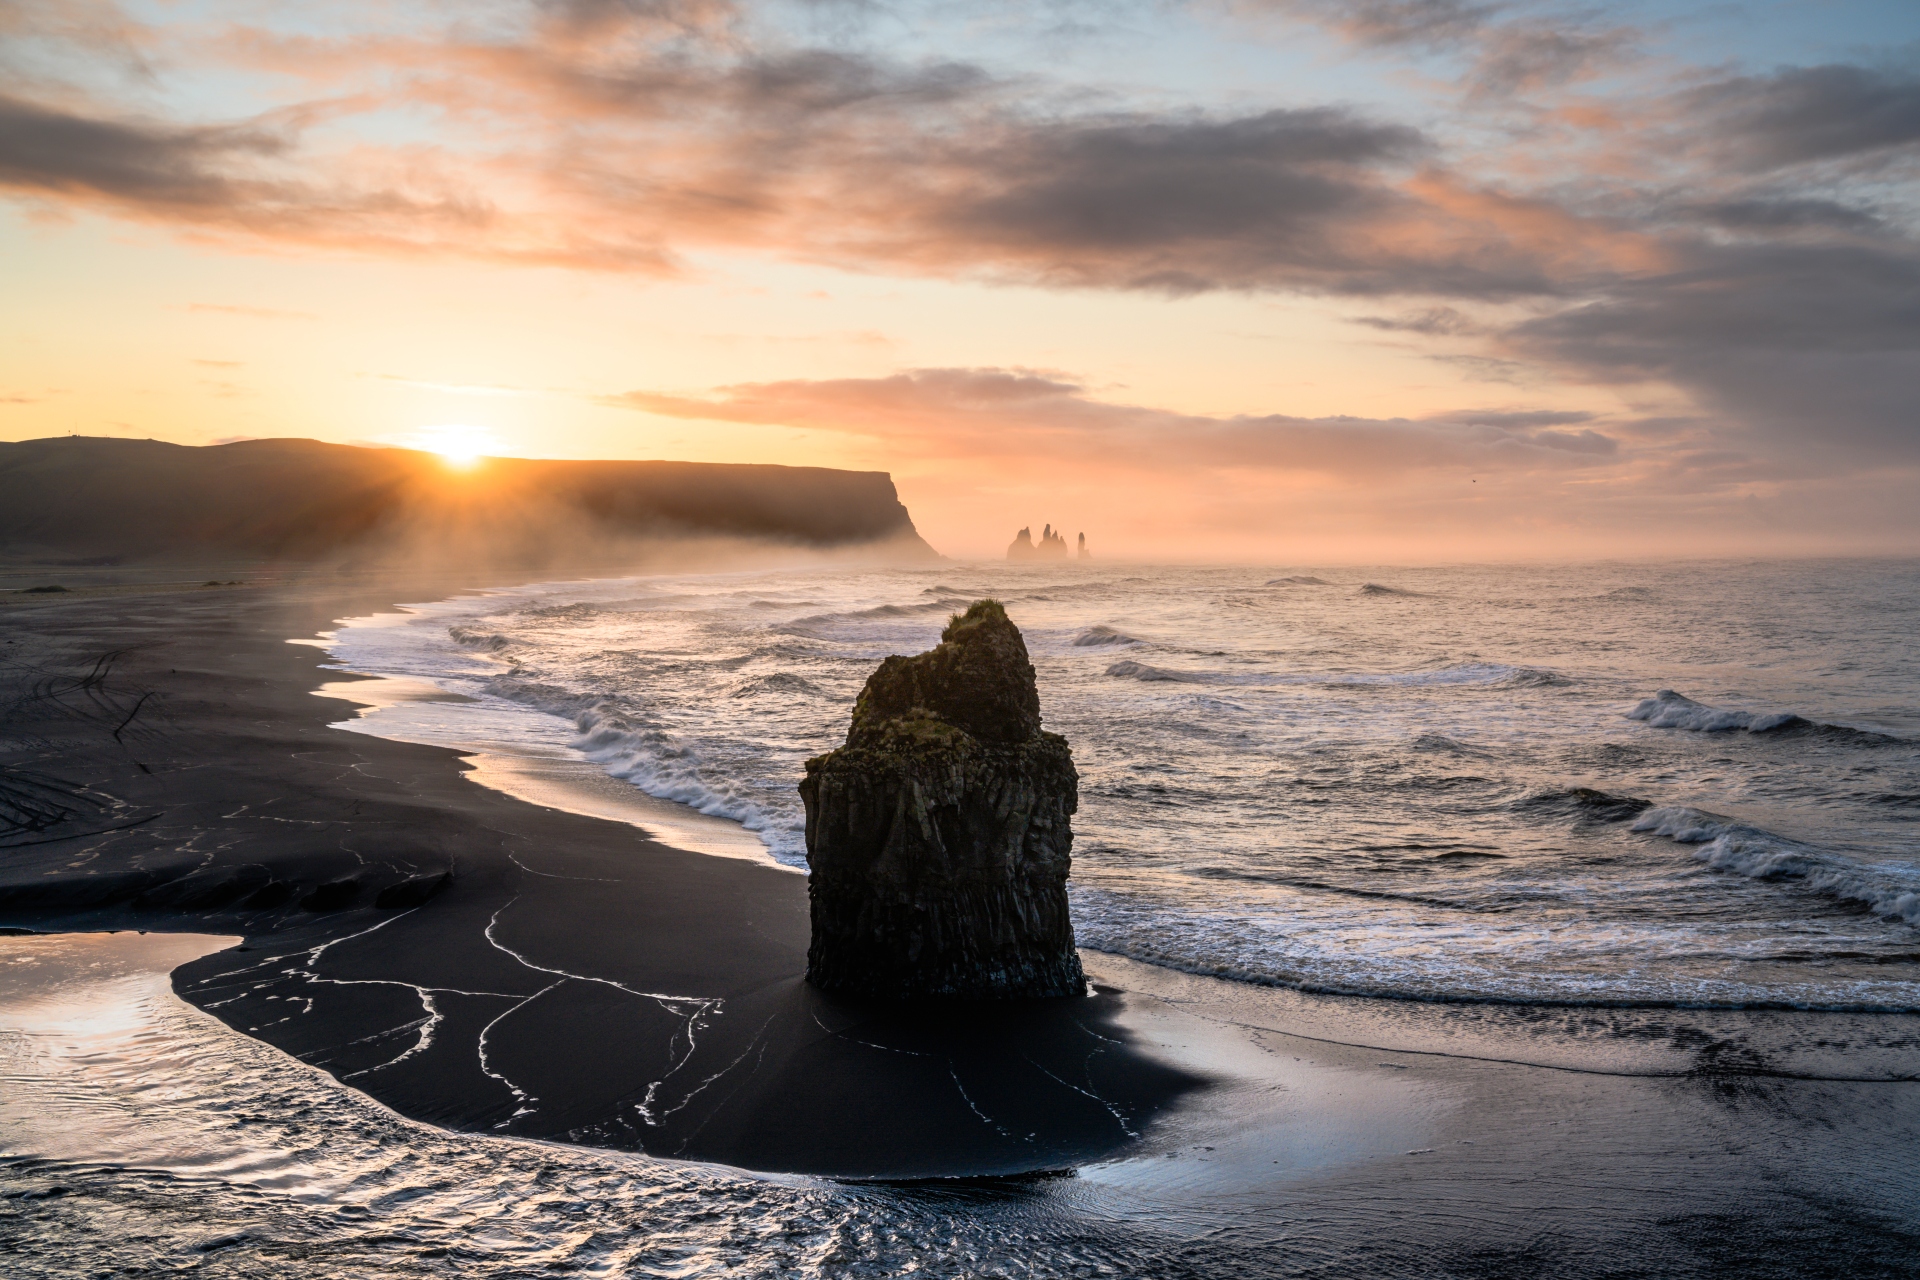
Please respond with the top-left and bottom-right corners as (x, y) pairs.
(1633, 807), (1920, 927)
(1104, 660), (1558, 688)
(560, 696), (809, 865)
(1069, 884), (1920, 1012)
(1073, 625), (1141, 647)
(1627, 690), (1805, 733)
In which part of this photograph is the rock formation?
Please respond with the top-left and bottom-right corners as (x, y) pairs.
(1007, 524), (1070, 560)
(0, 436), (939, 566)
(1077, 532), (1090, 560)
(801, 600), (1086, 1000)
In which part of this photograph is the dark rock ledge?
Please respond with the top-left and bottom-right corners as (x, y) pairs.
(801, 599), (1086, 1000)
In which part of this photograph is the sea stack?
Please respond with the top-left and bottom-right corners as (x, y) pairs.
(801, 600), (1086, 1000)
(1007, 525), (1070, 560)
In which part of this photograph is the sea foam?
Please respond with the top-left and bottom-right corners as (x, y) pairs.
(1633, 806), (1920, 927)
(486, 679), (811, 865)
(1104, 660), (1563, 688)
(1626, 690), (1807, 733)
(1626, 690), (1906, 742)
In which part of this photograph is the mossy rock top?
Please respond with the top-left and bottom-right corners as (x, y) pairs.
(845, 599), (1044, 748)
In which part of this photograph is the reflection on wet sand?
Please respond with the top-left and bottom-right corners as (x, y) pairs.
(6, 931), (1919, 1279)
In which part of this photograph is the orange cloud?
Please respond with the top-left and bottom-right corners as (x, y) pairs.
(610, 367), (1626, 479)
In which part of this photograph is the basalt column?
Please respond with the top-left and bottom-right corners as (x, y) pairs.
(800, 599), (1086, 1000)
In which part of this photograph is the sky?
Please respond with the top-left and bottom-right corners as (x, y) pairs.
(2, 0), (1917, 561)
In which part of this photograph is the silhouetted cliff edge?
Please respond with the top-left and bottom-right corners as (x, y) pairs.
(0, 437), (936, 569)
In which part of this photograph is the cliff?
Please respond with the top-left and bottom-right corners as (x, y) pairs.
(0, 436), (936, 568)
(800, 599), (1086, 1000)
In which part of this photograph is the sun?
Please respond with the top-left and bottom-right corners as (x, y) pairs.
(414, 424), (498, 470)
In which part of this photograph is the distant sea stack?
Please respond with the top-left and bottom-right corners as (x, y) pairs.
(1007, 524), (1072, 561)
(800, 600), (1086, 1000)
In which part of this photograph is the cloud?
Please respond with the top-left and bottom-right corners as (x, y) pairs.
(1238, 0), (1637, 98)
(609, 366), (1623, 476)
(839, 106), (1563, 296)
(1686, 197), (1884, 234)
(1353, 305), (1482, 335)
(1420, 406), (1593, 429)
(0, 6), (1655, 296)
(1462, 19), (1636, 98)
(0, 92), (283, 208)
(1506, 241), (1920, 463)
(0, 89), (664, 268)
(1683, 64), (1920, 172)
(1245, 0), (1498, 50)
(835, 107), (1652, 296)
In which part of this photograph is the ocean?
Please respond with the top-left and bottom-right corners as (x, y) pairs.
(325, 559), (1920, 1015)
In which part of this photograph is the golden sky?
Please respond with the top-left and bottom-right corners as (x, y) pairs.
(3, 0), (1917, 560)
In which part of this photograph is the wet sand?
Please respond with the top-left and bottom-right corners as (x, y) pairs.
(5, 932), (1920, 1277)
(4, 574), (1920, 1276)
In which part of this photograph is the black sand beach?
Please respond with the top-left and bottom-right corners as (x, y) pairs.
(0, 572), (1194, 1176)
(5, 573), (1920, 1276)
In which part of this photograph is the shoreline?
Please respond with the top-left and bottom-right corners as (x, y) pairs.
(0, 571), (1201, 1176)
(306, 575), (1920, 1077)
(318, 669), (790, 870)
(8, 571), (1919, 1086)
(301, 662), (1920, 1080)
(4, 569), (1920, 1273)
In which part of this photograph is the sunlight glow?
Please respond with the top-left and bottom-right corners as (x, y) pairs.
(412, 424), (499, 470)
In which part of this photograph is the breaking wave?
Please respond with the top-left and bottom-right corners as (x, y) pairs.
(788, 598), (971, 629)
(1634, 807), (1920, 927)
(1105, 660), (1565, 689)
(1627, 690), (1903, 742)
(1105, 660), (1207, 683)
(727, 672), (823, 699)
(486, 679), (809, 864)
(1511, 786), (1653, 824)
(1627, 690), (1807, 733)
(1068, 886), (1920, 1012)
(448, 625), (513, 653)
(1267, 576), (1331, 586)
(1073, 625), (1141, 647)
